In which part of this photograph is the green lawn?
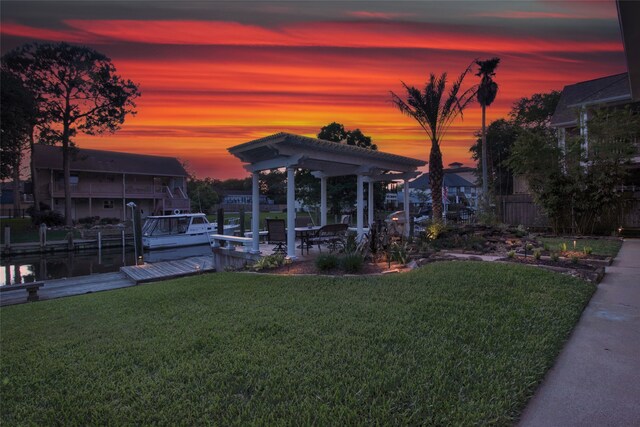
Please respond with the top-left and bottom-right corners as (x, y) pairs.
(538, 237), (622, 257)
(1, 262), (594, 425)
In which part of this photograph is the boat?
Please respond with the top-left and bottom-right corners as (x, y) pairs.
(141, 213), (239, 249)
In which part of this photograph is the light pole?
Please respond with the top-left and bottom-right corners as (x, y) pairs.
(126, 202), (137, 264)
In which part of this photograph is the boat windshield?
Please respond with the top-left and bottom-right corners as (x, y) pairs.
(142, 216), (190, 236)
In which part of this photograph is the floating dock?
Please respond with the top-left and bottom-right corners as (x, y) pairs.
(121, 256), (215, 283)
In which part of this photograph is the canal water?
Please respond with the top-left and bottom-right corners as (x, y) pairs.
(1, 244), (213, 286)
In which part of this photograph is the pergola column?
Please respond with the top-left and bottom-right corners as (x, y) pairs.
(286, 167), (297, 259)
(367, 181), (374, 227)
(404, 178), (410, 236)
(356, 174), (364, 239)
(320, 175), (327, 226)
(251, 172), (260, 254)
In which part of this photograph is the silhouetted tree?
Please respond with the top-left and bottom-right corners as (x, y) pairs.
(296, 123), (382, 216)
(2, 42), (140, 225)
(1, 72), (38, 215)
(391, 67), (476, 220)
(187, 178), (219, 213)
(475, 57), (500, 198)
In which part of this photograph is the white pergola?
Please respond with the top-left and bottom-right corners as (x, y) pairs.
(228, 132), (426, 259)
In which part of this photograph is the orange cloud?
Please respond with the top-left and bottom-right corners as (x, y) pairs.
(0, 13), (625, 178)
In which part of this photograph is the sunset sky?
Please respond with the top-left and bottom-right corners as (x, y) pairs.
(1, 1), (626, 179)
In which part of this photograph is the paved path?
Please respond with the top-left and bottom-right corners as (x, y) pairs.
(519, 239), (640, 426)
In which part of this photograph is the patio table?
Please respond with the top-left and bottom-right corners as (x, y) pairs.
(294, 226), (321, 256)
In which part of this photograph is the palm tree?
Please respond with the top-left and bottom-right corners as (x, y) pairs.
(475, 57), (500, 199)
(390, 67), (476, 220)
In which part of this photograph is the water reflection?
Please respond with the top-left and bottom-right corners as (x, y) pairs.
(1, 244), (214, 286)
(1, 247), (137, 285)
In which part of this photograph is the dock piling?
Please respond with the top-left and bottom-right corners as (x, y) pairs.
(4, 225), (10, 250)
(39, 223), (47, 248)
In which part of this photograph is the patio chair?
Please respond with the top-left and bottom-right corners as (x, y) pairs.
(308, 223), (348, 253)
(266, 218), (287, 255)
(295, 216), (314, 228)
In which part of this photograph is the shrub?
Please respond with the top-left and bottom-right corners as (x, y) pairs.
(99, 217), (121, 225)
(583, 246), (593, 256)
(78, 216), (99, 225)
(550, 251), (560, 262)
(570, 254), (579, 264)
(252, 254), (285, 271)
(315, 254), (339, 272)
(533, 249), (542, 260)
(30, 210), (65, 227)
(342, 233), (358, 255)
(340, 254), (364, 273)
(426, 221), (446, 241)
(390, 242), (410, 265)
(507, 250), (516, 259)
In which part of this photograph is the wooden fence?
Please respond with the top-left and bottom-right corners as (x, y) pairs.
(496, 194), (549, 229)
(496, 192), (640, 231)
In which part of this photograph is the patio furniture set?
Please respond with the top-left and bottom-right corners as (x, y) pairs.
(266, 218), (348, 256)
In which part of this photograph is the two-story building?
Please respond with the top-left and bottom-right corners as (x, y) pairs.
(33, 145), (190, 221)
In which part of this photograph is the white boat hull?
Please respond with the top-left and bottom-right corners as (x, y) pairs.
(143, 225), (238, 249)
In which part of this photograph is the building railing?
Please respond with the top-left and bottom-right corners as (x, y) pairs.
(51, 182), (175, 197)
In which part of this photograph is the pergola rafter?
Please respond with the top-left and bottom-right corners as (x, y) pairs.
(228, 132), (426, 258)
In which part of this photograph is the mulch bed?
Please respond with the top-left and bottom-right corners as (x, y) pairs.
(500, 255), (605, 283)
(258, 260), (403, 276)
(502, 256), (599, 271)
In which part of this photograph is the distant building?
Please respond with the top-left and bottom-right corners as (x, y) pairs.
(32, 145), (190, 221)
(393, 163), (480, 209)
(221, 191), (272, 205)
(0, 181), (33, 217)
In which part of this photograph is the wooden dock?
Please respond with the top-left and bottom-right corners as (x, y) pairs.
(2, 255), (218, 306)
(121, 256), (215, 284)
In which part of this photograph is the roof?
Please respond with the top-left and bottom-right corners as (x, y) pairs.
(618, 0), (640, 101)
(411, 172), (474, 189)
(228, 132), (425, 179)
(32, 145), (188, 177)
(551, 73), (632, 127)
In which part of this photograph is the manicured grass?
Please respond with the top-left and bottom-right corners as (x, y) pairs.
(1, 262), (594, 425)
(538, 237), (622, 257)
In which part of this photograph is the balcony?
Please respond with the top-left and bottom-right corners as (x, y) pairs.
(51, 183), (169, 198)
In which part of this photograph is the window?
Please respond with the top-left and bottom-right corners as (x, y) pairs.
(104, 200), (114, 209)
(191, 217), (205, 225)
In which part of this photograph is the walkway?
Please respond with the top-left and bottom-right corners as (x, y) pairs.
(519, 239), (640, 426)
